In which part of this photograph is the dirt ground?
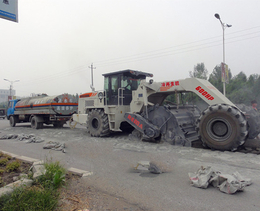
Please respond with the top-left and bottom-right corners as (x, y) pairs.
(57, 175), (148, 211)
(0, 154), (146, 211)
(0, 156), (31, 188)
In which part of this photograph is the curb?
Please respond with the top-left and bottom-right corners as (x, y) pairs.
(0, 149), (93, 176)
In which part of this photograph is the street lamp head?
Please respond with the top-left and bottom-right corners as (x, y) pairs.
(214, 13), (220, 20)
(226, 24), (232, 27)
(3, 79), (19, 83)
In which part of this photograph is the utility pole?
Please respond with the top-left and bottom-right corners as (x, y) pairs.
(89, 63), (96, 91)
(9, 84), (11, 98)
(4, 79), (19, 100)
(214, 13), (232, 96)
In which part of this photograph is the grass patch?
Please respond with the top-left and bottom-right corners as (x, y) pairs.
(0, 159), (67, 211)
(39, 161), (66, 189)
(0, 187), (59, 211)
(5, 160), (21, 172)
(0, 158), (8, 166)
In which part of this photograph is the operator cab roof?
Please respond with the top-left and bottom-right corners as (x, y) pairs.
(102, 69), (153, 79)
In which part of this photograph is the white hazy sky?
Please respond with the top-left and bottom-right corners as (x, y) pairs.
(1, 0), (260, 97)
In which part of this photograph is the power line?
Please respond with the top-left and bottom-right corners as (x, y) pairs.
(21, 65), (88, 85)
(93, 26), (260, 67)
(17, 25), (260, 85)
(94, 33), (260, 67)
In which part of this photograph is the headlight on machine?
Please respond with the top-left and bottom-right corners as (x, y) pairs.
(98, 92), (104, 100)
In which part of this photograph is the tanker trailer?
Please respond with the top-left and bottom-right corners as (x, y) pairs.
(7, 94), (78, 129)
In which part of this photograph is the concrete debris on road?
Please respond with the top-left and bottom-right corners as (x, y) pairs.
(0, 134), (18, 139)
(134, 161), (162, 174)
(0, 133), (44, 143)
(0, 133), (66, 153)
(189, 166), (252, 194)
(18, 134), (45, 143)
(43, 141), (66, 153)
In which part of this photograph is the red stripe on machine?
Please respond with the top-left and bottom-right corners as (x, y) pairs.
(195, 86), (214, 100)
(127, 114), (143, 129)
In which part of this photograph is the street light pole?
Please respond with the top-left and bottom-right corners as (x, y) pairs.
(3, 79), (20, 100)
(214, 13), (232, 96)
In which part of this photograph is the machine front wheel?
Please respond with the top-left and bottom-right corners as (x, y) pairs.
(87, 109), (110, 137)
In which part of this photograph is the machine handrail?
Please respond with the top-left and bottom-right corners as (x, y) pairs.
(118, 88), (125, 106)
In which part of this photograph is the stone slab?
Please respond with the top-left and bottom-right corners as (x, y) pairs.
(0, 179), (33, 197)
(68, 167), (93, 177)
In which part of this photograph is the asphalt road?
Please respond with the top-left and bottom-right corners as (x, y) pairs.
(1, 119), (260, 211)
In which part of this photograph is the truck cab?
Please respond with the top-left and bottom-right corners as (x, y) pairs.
(6, 99), (20, 120)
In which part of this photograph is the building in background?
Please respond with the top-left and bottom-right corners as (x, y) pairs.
(0, 89), (15, 103)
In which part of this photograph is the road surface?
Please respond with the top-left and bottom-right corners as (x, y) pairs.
(0, 119), (260, 211)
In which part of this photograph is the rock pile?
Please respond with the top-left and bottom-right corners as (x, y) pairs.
(0, 134), (65, 153)
(43, 141), (66, 153)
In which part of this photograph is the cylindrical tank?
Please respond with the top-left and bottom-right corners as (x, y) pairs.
(15, 94), (78, 116)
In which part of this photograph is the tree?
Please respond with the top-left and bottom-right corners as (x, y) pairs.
(208, 64), (232, 93)
(226, 72), (258, 105)
(208, 65), (223, 93)
(226, 71), (247, 95)
(251, 75), (260, 99)
(188, 62), (260, 107)
(189, 63), (208, 80)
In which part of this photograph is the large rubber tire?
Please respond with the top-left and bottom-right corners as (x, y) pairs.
(9, 116), (16, 127)
(87, 109), (110, 137)
(236, 104), (260, 139)
(197, 104), (248, 151)
(31, 116), (42, 129)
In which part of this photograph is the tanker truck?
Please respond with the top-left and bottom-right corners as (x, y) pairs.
(7, 93), (78, 129)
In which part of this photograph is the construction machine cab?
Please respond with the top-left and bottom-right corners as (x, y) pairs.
(102, 69), (153, 105)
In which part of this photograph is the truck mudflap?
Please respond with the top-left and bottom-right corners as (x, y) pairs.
(49, 115), (72, 121)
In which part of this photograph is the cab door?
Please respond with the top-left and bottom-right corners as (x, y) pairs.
(105, 75), (121, 105)
(7, 100), (15, 118)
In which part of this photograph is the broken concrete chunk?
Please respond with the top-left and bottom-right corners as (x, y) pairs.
(134, 161), (162, 174)
(43, 141), (66, 153)
(188, 166), (252, 194)
(0, 134), (18, 140)
(148, 162), (162, 174)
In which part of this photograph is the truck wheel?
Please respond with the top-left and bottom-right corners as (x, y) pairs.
(31, 117), (42, 129)
(197, 104), (248, 151)
(10, 116), (16, 127)
(87, 109), (110, 137)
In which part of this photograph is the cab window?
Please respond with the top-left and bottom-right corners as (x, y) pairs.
(121, 76), (140, 93)
(8, 101), (13, 109)
(104, 77), (109, 93)
(111, 76), (118, 94)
